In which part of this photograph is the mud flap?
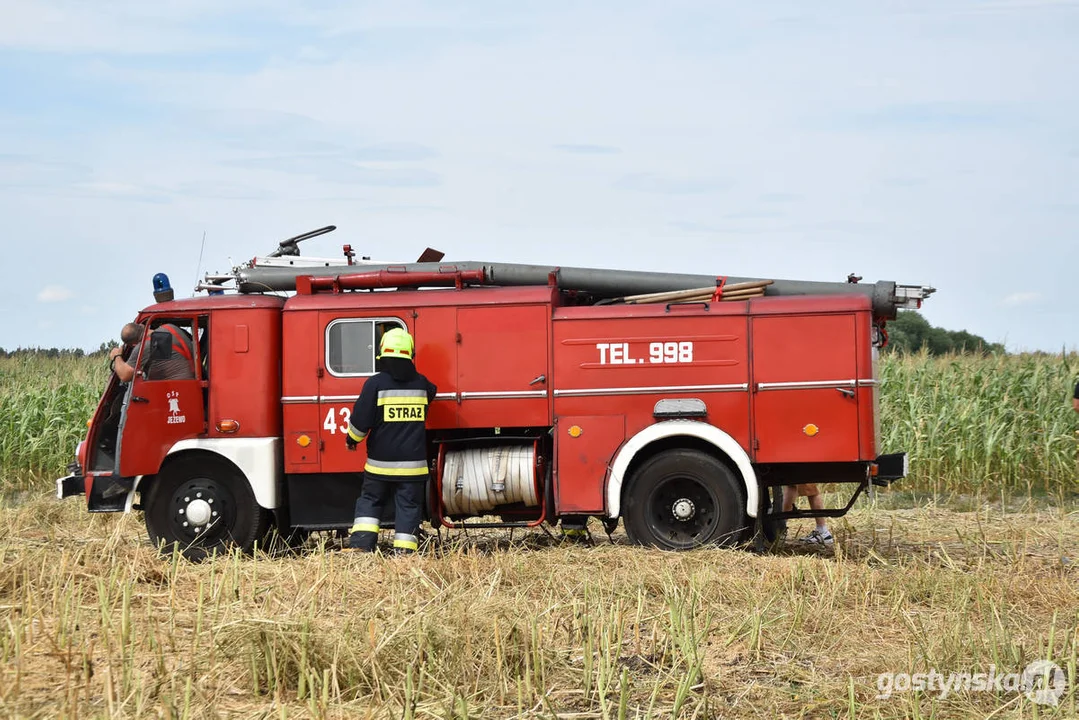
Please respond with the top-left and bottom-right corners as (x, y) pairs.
(88, 475), (136, 513)
(873, 452), (908, 486)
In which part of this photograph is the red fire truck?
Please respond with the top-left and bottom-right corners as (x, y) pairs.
(56, 230), (932, 558)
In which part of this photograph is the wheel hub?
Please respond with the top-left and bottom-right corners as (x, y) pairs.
(183, 497), (213, 527)
(671, 498), (696, 521)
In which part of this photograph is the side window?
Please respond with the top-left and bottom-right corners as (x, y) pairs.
(326, 318), (406, 377)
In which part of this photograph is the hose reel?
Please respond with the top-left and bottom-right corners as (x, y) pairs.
(440, 443), (540, 516)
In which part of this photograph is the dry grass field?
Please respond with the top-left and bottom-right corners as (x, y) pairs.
(0, 352), (1077, 718)
(0, 495), (1077, 718)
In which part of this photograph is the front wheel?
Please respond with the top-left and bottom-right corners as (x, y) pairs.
(622, 449), (747, 550)
(143, 455), (269, 561)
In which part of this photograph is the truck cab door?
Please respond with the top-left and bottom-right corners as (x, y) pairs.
(118, 321), (206, 477)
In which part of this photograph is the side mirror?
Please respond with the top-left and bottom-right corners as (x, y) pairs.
(150, 331), (174, 361)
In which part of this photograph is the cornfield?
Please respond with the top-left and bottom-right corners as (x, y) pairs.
(0, 355), (104, 487)
(879, 351), (1077, 498)
(0, 352), (1076, 496)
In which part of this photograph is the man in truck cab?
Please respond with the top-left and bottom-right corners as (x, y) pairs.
(344, 328), (438, 554)
(96, 322), (197, 459)
(108, 322), (196, 382)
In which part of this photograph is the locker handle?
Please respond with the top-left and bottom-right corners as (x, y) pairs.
(836, 387), (855, 398)
(665, 302), (710, 313)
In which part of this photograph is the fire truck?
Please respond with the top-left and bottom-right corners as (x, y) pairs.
(56, 227), (933, 558)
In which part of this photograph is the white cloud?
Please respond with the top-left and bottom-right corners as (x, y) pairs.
(1002, 291), (1042, 307)
(37, 285), (74, 303)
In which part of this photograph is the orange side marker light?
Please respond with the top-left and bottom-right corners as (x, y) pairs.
(216, 419), (241, 433)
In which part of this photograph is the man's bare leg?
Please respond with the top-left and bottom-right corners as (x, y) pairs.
(808, 493), (830, 535)
(782, 485), (798, 513)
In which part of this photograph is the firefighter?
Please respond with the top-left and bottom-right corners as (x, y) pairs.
(345, 328), (437, 554)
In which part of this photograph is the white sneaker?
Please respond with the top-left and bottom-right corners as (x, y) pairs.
(799, 529), (834, 546)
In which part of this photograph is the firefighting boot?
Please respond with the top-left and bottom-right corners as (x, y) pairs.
(346, 531), (378, 552)
(345, 516), (381, 552)
(391, 532), (419, 556)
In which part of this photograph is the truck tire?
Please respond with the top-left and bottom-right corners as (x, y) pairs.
(623, 449), (747, 550)
(143, 455), (270, 561)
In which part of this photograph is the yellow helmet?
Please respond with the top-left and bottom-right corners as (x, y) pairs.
(378, 327), (414, 360)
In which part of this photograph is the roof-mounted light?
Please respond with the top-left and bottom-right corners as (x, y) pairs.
(153, 273), (174, 303)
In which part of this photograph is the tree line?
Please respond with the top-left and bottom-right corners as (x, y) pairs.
(0, 343), (114, 359)
(882, 312), (1004, 355)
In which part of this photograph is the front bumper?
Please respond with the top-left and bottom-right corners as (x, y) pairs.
(56, 473), (86, 499)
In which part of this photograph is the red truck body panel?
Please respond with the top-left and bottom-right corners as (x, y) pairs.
(748, 296), (877, 463)
(206, 307), (283, 440)
(550, 301), (752, 513)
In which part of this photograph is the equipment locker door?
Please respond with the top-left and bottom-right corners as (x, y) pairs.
(751, 314), (860, 463)
(412, 306), (457, 430)
(456, 305), (550, 428)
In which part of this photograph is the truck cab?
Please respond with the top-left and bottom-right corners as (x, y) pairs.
(60, 296), (283, 558)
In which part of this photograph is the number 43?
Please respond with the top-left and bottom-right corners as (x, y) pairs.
(323, 407), (351, 434)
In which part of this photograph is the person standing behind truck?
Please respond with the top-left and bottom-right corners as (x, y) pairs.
(782, 483), (834, 545)
(1073, 380), (1078, 413)
(344, 328), (437, 554)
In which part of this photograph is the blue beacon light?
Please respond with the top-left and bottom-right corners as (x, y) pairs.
(152, 273), (175, 302)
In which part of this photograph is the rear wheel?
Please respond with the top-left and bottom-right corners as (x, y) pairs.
(623, 449), (747, 550)
(144, 455), (269, 561)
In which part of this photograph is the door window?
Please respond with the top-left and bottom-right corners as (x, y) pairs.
(134, 318), (199, 382)
(325, 318), (406, 377)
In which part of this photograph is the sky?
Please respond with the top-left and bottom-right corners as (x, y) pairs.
(0, 0), (1076, 353)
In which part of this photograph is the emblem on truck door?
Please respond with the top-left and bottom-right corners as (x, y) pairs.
(166, 391), (187, 425)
